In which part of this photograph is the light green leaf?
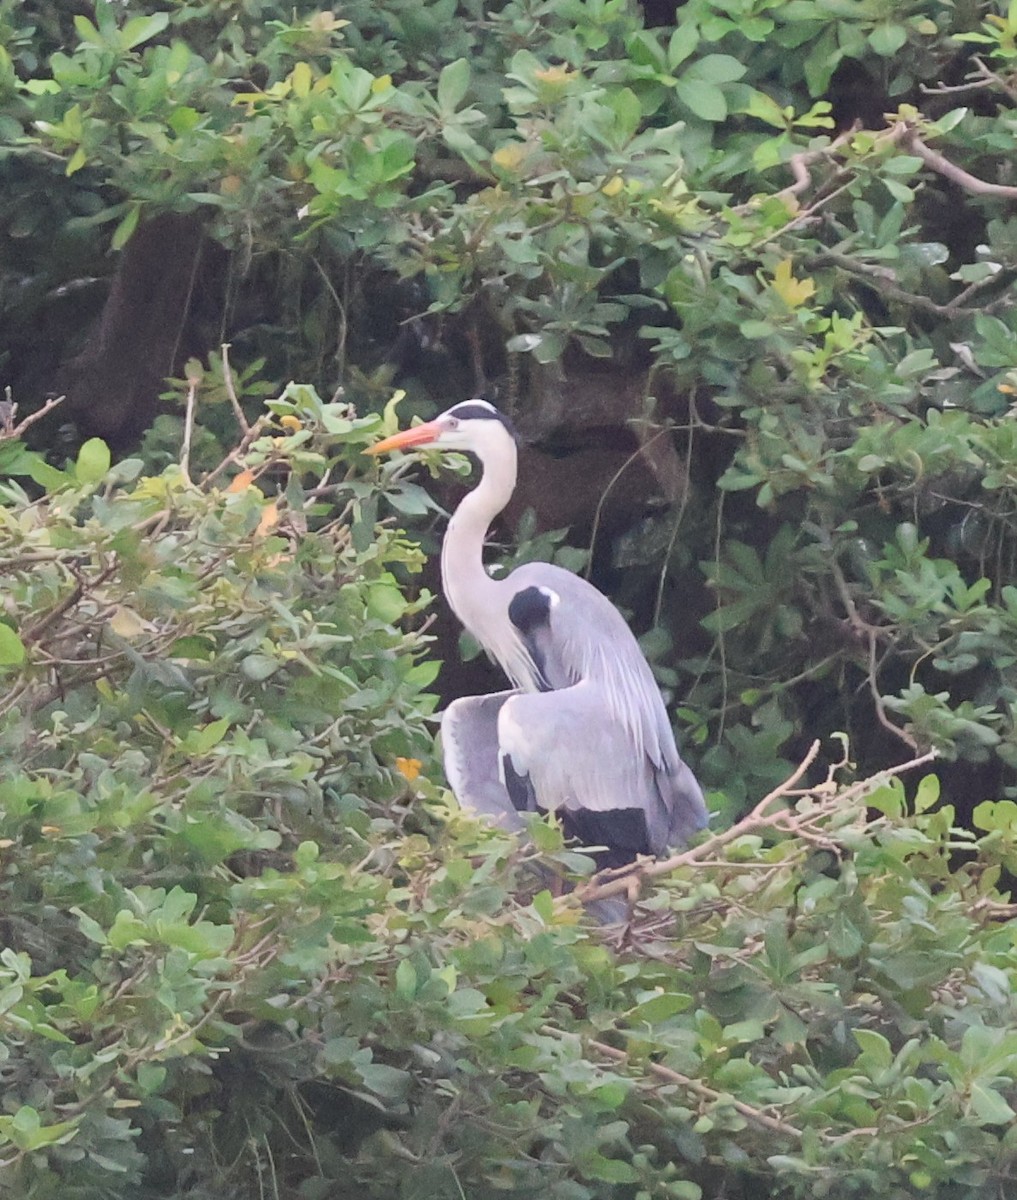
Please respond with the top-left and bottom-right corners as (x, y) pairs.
(667, 23), (700, 69)
(675, 80), (727, 122)
(120, 11), (170, 50)
(395, 958), (417, 1000)
(0, 626), (26, 666)
(111, 205), (141, 251)
(628, 992), (694, 1025)
(968, 1081), (1017, 1125)
(75, 437), (111, 485)
(437, 58), (470, 112)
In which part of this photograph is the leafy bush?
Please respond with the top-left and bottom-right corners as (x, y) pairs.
(3, 400), (1017, 1199)
(4, 0), (1017, 804)
(5, 6), (1017, 1192)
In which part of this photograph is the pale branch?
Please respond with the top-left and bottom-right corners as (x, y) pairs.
(572, 741), (821, 905)
(866, 628), (920, 753)
(584, 1035), (806, 1141)
(572, 743), (937, 906)
(774, 127), (859, 203)
(201, 414), (270, 487)
(901, 127), (1017, 199)
(807, 251), (1006, 320)
(778, 120), (1017, 203)
(0, 392), (67, 441)
(179, 375), (199, 486)
(220, 343), (251, 435)
(826, 558), (921, 753)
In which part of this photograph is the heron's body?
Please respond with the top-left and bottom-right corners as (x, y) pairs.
(369, 400), (708, 865)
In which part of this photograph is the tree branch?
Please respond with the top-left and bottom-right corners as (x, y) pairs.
(0, 393), (67, 441)
(572, 742), (937, 906)
(902, 127), (1017, 199)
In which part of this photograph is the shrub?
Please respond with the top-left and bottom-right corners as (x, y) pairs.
(2, 396), (1017, 1199)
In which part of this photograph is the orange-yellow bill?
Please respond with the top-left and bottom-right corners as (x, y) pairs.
(364, 419), (443, 456)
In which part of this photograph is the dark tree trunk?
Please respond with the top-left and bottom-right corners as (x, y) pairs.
(58, 212), (208, 447)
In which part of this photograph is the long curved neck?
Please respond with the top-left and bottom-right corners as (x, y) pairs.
(441, 441), (517, 636)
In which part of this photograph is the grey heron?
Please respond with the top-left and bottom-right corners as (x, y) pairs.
(368, 399), (708, 868)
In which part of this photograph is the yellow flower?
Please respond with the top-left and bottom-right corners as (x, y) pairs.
(395, 757), (422, 782)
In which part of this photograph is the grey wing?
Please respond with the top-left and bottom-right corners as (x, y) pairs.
(498, 682), (706, 859)
(505, 563), (708, 838)
(440, 692), (525, 831)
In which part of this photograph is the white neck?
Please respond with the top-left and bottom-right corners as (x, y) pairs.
(441, 439), (517, 640)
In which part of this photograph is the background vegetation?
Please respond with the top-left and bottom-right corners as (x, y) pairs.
(4, 0), (1017, 1196)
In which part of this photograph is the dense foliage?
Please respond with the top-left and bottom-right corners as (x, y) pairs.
(5, 1), (1017, 1196)
(3, 400), (1017, 1200)
(5, 0), (1017, 805)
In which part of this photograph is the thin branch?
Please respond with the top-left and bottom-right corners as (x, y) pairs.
(774, 127), (859, 203)
(807, 251), (1003, 319)
(573, 742), (937, 906)
(220, 343), (251, 435)
(201, 415), (269, 487)
(20, 562), (117, 647)
(902, 127), (1017, 198)
(584, 1034), (805, 1140)
(179, 375), (199, 486)
(0, 393), (67, 442)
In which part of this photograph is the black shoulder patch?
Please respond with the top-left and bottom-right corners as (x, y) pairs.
(508, 585), (555, 691)
(447, 400), (519, 441)
(501, 755), (538, 813)
(508, 585), (553, 635)
(560, 807), (652, 869)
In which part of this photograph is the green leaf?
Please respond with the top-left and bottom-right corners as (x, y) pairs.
(868, 23), (908, 56)
(628, 992), (694, 1025)
(968, 1081), (1017, 1125)
(686, 54), (746, 84)
(675, 79), (727, 122)
(111, 205), (141, 251)
(120, 11), (169, 50)
(667, 24), (700, 69)
(395, 958), (417, 1000)
(532, 889), (555, 922)
(186, 718), (231, 754)
(0, 626), (26, 666)
(75, 438), (111, 485)
(853, 1028), (893, 1066)
(437, 58), (470, 112)
(583, 1154), (639, 1184)
(240, 654), (280, 681)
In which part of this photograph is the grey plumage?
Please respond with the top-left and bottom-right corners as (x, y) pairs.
(368, 399), (708, 869)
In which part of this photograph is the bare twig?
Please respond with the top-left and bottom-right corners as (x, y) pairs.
(20, 562), (117, 647)
(573, 742), (937, 906)
(584, 1035), (805, 1140)
(902, 127), (1017, 198)
(220, 343), (251, 435)
(808, 251), (1006, 320)
(201, 415), (269, 487)
(180, 375), (199, 486)
(774, 127), (859, 203)
(0, 393), (67, 442)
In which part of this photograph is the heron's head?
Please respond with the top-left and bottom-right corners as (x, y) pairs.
(365, 399), (518, 460)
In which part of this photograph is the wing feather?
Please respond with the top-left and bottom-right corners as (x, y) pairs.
(441, 693), (524, 830)
(498, 682), (705, 855)
(506, 562), (690, 772)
